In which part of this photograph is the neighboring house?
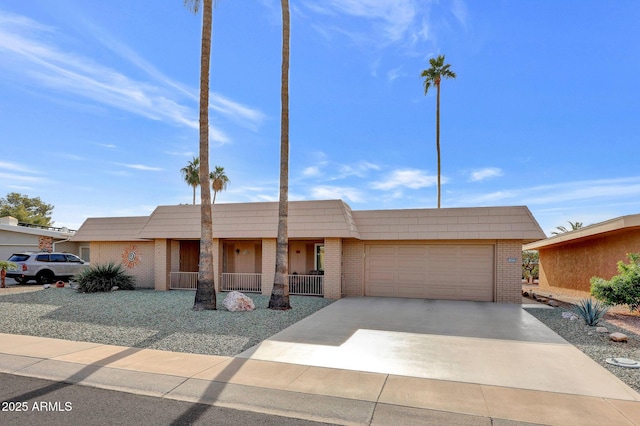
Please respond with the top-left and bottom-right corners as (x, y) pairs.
(0, 216), (86, 260)
(523, 214), (640, 295)
(71, 200), (545, 303)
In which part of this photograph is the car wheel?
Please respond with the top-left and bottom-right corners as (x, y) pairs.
(14, 277), (27, 284)
(36, 270), (55, 285)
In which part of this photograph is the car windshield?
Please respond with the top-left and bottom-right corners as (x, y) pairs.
(8, 254), (29, 262)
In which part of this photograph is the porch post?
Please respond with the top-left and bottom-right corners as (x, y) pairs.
(261, 238), (276, 296)
(323, 238), (342, 299)
(213, 238), (221, 292)
(154, 238), (170, 291)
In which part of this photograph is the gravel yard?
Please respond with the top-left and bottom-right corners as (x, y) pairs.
(0, 287), (333, 356)
(2, 285), (640, 394)
(526, 306), (640, 393)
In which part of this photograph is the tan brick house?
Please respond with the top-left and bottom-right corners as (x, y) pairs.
(71, 200), (544, 303)
(524, 214), (640, 296)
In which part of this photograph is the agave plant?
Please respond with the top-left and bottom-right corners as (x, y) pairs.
(73, 262), (136, 293)
(571, 298), (609, 326)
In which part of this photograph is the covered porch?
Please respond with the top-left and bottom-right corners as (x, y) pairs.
(168, 238), (331, 297)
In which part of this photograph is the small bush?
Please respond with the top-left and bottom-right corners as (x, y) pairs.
(591, 253), (640, 312)
(74, 263), (136, 293)
(571, 298), (609, 326)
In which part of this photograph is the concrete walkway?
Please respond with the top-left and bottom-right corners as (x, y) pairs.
(1, 299), (640, 424)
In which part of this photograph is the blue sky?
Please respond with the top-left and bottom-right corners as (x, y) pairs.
(1, 0), (639, 236)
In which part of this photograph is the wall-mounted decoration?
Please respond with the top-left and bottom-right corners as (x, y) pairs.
(122, 244), (142, 269)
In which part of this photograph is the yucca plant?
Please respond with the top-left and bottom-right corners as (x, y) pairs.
(571, 298), (609, 326)
(73, 262), (136, 293)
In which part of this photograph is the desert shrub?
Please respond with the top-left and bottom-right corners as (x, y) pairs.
(74, 262), (136, 293)
(590, 253), (640, 312)
(571, 298), (609, 326)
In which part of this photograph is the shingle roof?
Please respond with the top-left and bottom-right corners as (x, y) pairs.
(71, 216), (150, 241)
(524, 214), (640, 250)
(72, 200), (545, 242)
(353, 206), (545, 242)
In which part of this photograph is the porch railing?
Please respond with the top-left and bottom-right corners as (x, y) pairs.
(169, 272), (323, 296)
(289, 274), (323, 296)
(221, 273), (262, 293)
(169, 272), (198, 290)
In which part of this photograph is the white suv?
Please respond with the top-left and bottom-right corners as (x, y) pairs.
(6, 252), (89, 284)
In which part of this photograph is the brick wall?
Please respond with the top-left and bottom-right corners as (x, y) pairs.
(323, 238), (342, 299)
(261, 238), (276, 296)
(342, 239), (364, 296)
(90, 241), (156, 288)
(495, 240), (522, 303)
(154, 239), (169, 291)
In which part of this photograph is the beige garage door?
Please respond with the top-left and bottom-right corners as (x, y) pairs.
(364, 244), (495, 301)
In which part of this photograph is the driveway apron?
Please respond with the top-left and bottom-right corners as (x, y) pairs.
(239, 297), (640, 401)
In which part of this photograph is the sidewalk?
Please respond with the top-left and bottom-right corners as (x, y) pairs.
(1, 333), (639, 425)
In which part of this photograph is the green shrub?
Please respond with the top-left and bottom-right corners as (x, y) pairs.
(571, 298), (609, 326)
(591, 253), (640, 312)
(74, 263), (136, 293)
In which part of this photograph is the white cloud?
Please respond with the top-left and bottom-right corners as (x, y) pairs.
(0, 161), (39, 174)
(303, 166), (321, 177)
(469, 167), (503, 182)
(302, 0), (420, 47)
(336, 161), (381, 179)
(119, 163), (164, 172)
(311, 185), (364, 203)
(0, 10), (264, 144)
(371, 168), (439, 190)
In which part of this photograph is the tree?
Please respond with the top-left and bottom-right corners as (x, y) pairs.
(209, 166), (229, 204)
(0, 261), (17, 288)
(522, 250), (539, 283)
(180, 156), (200, 205)
(0, 193), (54, 226)
(269, 0), (291, 310)
(185, 0), (216, 310)
(551, 221), (583, 235)
(421, 55), (456, 208)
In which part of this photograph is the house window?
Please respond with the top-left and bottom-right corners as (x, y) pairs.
(314, 244), (324, 272)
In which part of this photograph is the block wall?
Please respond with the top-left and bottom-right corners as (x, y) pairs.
(323, 238), (342, 299)
(496, 240), (522, 303)
(342, 239), (364, 297)
(261, 238), (276, 296)
(90, 241), (156, 288)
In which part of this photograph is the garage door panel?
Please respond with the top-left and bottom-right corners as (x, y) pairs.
(396, 286), (426, 298)
(397, 246), (428, 256)
(365, 244), (494, 301)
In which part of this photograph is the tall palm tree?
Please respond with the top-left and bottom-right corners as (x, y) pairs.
(180, 156), (200, 205)
(269, 0), (291, 310)
(209, 166), (229, 204)
(421, 54), (456, 208)
(185, 0), (216, 310)
(551, 221), (584, 235)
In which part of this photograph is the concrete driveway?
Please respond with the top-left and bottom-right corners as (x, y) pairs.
(239, 297), (640, 401)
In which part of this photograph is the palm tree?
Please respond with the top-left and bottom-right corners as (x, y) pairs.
(209, 166), (229, 204)
(185, 0), (216, 310)
(421, 54), (456, 208)
(551, 221), (584, 235)
(180, 156), (200, 205)
(269, 0), (291, 310)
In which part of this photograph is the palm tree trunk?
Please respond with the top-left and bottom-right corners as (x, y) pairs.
(194, 0), (216, 310)
(192, 185), (196, 205)
(436, 81), (441, 209)
(269, 0), (291, 310)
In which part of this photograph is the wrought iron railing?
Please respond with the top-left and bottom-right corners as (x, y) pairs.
(169, 272), (198, 290)
(289, 274), (323, 296)
(221, 273), (262, 293)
